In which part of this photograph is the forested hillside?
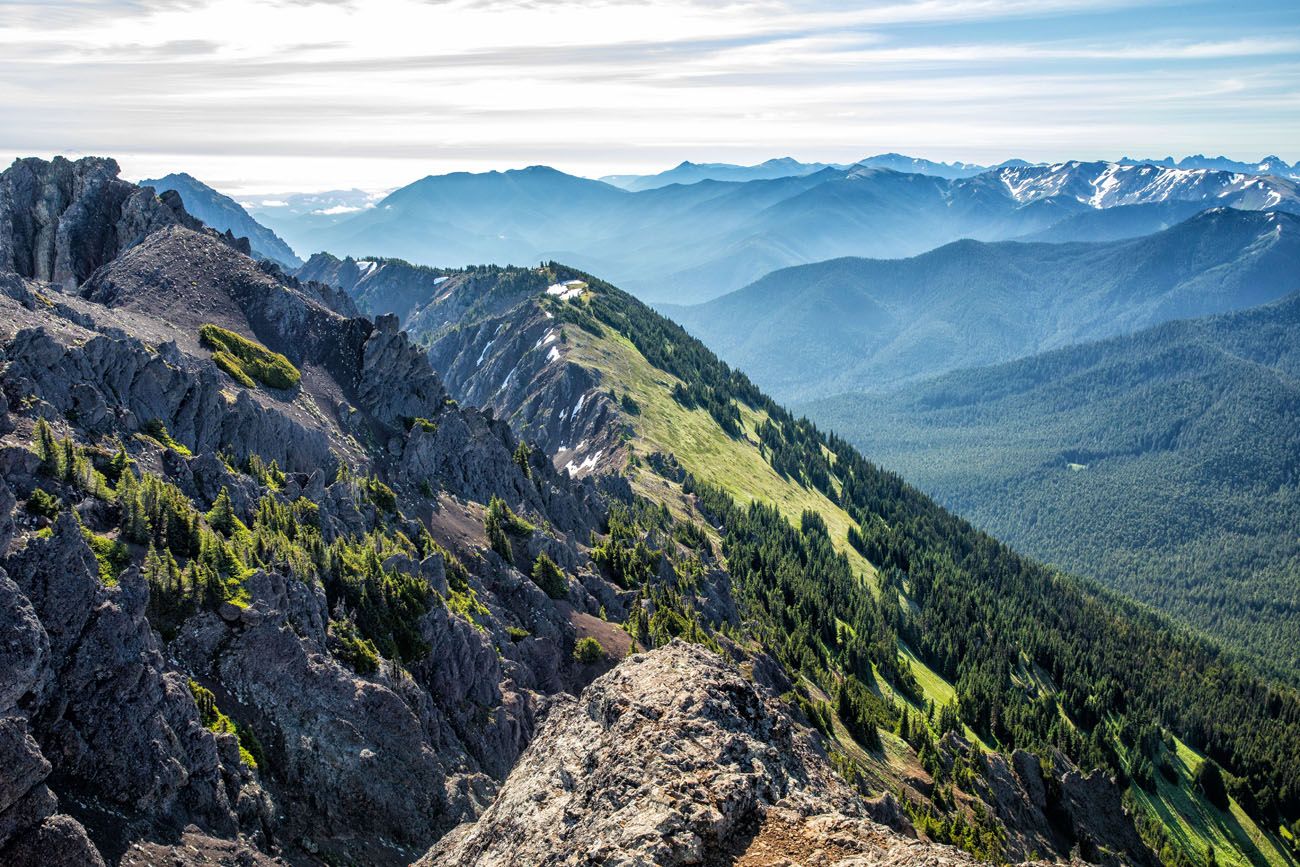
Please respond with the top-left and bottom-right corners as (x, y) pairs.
(666, 208), (1300, 400)
(345, 255), (1300, 867)
(800, 293), (1300, 677)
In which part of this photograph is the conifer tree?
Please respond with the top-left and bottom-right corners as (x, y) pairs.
(207, 487), (237, 535)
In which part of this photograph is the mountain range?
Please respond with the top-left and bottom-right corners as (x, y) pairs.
(598, 153), (1012, 190)
(1120, 154), (1300, 179)
(156, 157), (1300, 307)
(666, 208), (1300, 400)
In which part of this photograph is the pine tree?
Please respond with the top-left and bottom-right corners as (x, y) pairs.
(33, 418), (60, 475)
(531, 553), (568, 599)
(513, 441), (532, 478)
(207, 487), (237, 535)
(59, 437), (76, 484)
(107, 443), (130, 484)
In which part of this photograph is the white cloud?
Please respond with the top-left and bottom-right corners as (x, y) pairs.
(0, 0), (1296, 192)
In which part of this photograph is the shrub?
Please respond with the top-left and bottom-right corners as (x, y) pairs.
(83, 530), (129, 586)
(329, 616), (381, 674)
(485, 495), (533, 560)
(531, 552), (568, 599)
(506, 625), (530, 642)
(199, 323), (301, 390)
(363, 477), (398, 514)
(573, 636), (604, 664)
(26, 488), (61, 517)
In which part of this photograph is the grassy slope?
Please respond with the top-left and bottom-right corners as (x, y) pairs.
(564, 317), (877, 584)
(1124, 735), (1298, 867)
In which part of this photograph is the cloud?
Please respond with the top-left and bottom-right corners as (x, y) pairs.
(0, 0), (1296, 192)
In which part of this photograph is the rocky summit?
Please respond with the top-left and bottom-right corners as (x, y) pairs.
(425, 640), (981, 867)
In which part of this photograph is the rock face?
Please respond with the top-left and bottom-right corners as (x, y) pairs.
(0, 156), (196, 289)
(423, 641), (982, 867)
(300, 256), (630, 478)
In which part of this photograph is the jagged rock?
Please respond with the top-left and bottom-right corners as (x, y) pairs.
(0, 156), (195, 289)
(4, 515), (263, 844)
(356, 312), (447, 429)
(978, 748), (1068, 862)
(2, 814), (106, 867)
(1058, 769), (1155, 867)
(173, 599), (494, 857)
(120, 827), (281, 866)
(422, 641), (983, 866)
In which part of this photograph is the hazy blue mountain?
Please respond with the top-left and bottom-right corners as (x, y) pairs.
(292, 161), (1300, 304)
(599, 156), (838, 190)
(798, 292), (1300, 675)
(138, 172), (301, 266)
(855, 152), (1013, 178)
(600, 153), (1007, 191)
(1016, 200), (1211, 243)
(242, 188), (383, 255)
(666, 209), (1300, 399)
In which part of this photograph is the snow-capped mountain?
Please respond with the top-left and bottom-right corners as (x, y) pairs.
(992, 160), (1299, 209)
(1119, 154), (1300, 179)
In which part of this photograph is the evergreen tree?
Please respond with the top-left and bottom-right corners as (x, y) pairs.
(531, 552), (568, 600)
(33, 418), (59, 476)
(207, 487), (238, 535)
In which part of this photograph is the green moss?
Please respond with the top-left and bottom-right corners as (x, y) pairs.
(199, 323), (301, 390)
(187, 680), (258, 769)
(83, 529), (129, 586)
(140, 420), (192, 456)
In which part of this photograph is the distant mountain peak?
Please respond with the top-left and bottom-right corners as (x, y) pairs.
(139, 171), (301, 267)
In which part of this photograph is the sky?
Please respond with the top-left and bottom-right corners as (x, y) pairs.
(0, 0), (1297, 194)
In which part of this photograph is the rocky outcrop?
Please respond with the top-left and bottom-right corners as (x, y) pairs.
(1057, 767), (1155, 867)
(424, 297), (627, 478)
(0, 156), (199, 290)
(4, 326), (336, 474)
(938, 734), (1155, 867)
(3, 515), (270, 850)
(422, 641), (983, 867)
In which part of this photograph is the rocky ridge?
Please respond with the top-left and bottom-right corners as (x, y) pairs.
(425, 641), (987, 867)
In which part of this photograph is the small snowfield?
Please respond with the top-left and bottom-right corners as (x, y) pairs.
(546, 279), (588, 301)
